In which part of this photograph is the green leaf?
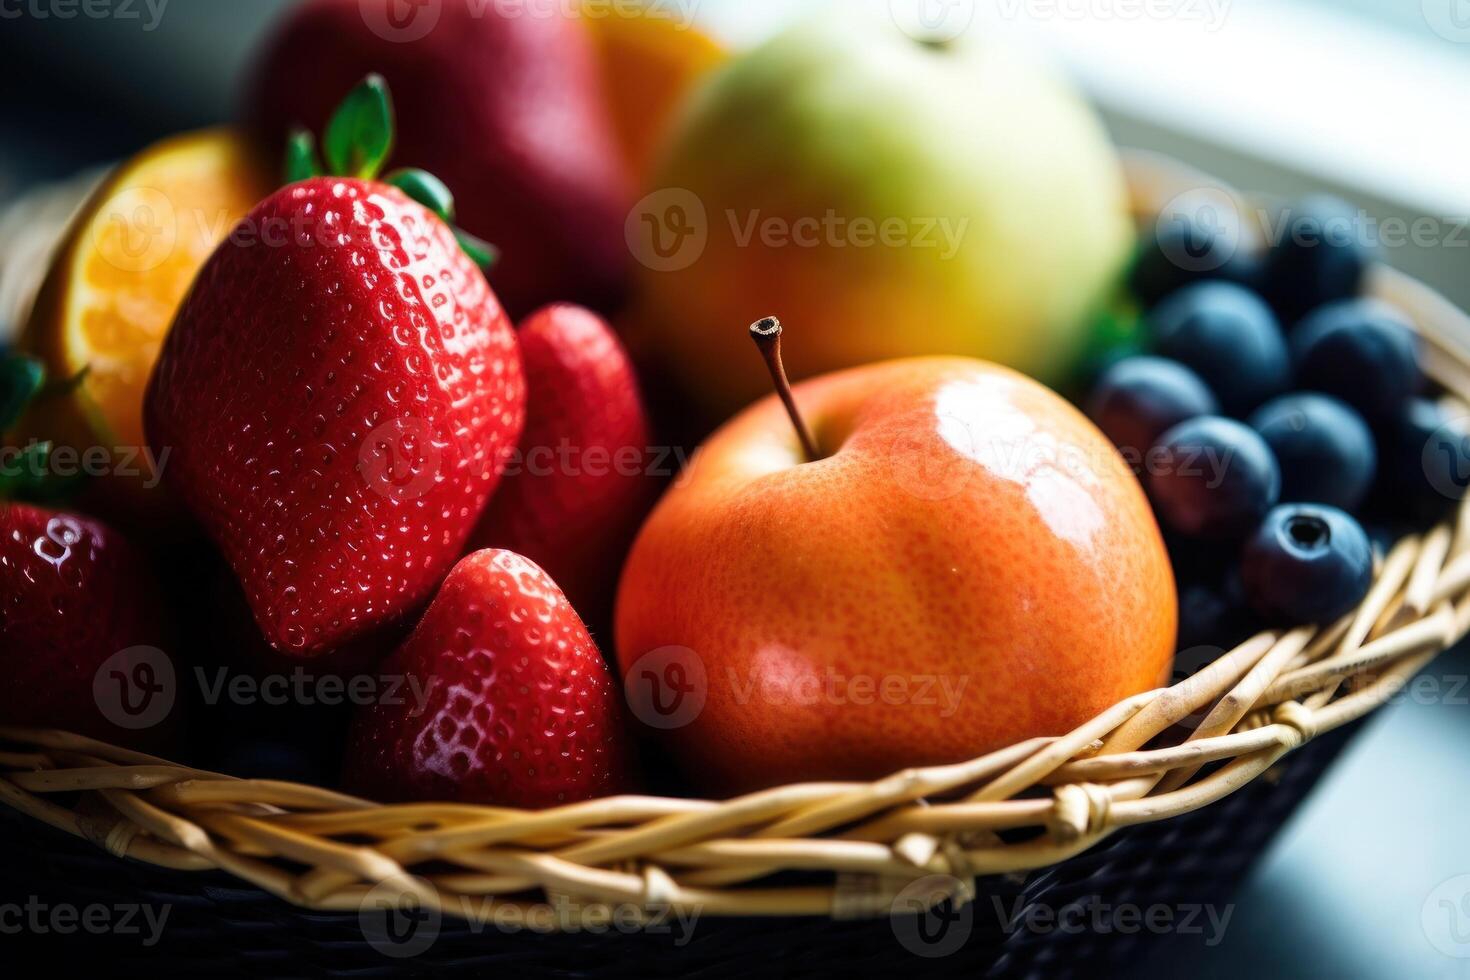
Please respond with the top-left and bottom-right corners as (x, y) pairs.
(42, 363), (89, 399)
(0, 355), (45, 433)
(385, 168), (455, 223)
(284, 127), (324, 185)
(0, 440), (91, 503)
(0, 440), (48, 490)
(454, 228), (499, 272)
(2, 441), (47, 499)
(323, 74), (395, 180)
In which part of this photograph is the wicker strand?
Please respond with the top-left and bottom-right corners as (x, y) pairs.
(4, 237), (1469, 928)
(2, 460), (1465, 922)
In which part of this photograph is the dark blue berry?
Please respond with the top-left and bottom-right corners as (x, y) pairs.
(1262, 195), (1370, 326)
(1248, 393), (1376, 512)
(1241, 504), (1373, 625)
(1147, 415), (1281, 540)
(1086, 356), (1218, 465)
(1150, 282), (1289, 416)
(1376, 397), (1470, 523)
(1131, 212), (1260, 309)
(1291, 300), (1421, 420)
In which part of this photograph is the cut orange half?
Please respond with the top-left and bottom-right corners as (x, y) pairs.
(22, 128), (269, 468)
(579, 3), (727, 179)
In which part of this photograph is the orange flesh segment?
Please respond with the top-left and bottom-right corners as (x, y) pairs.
(580, 7), (727, 178)
(63, 129), (267, 449)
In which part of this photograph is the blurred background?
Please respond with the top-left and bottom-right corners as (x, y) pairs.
(1, 1), (1467, 976)
(3, 0), (1468, 306)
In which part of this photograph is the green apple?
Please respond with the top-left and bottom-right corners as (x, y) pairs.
(630, 9), (1133, 419)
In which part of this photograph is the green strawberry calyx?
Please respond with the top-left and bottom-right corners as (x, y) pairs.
(282, 74), (498, 272)
(0, 355), (90, 502)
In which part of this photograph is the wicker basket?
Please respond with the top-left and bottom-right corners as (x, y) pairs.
(3, 152), (1468, 975)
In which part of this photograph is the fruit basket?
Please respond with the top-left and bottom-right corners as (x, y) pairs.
(3, 149), (1469, 976)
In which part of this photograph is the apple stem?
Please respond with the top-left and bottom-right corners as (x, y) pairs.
(750, 316), (820, 461)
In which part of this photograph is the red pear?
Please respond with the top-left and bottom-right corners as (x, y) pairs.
(243, 0), (632, 318)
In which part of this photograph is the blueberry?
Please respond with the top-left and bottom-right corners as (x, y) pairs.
(1131, 213), (1260, 309)
(1375, 397), (1470, 523)
(1086, 356), (1218, 464)
(1262, 195), (1370, 326)
(1241, 504), (1373, 625)
(1291, 300), (1421, 420)
(1248, 393), (1375, 512)
(1150, 282), (1289, 416)
(1148, 415), (1281, 540)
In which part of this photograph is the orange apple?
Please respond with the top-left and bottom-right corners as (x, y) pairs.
(615, 342), (1175, 795)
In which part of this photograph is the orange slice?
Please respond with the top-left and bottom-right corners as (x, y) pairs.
(23, 128), (269, 461)
(579, 3), (728, 179)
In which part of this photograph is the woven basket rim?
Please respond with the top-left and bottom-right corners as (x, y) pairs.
(3, 152), (1469, 928)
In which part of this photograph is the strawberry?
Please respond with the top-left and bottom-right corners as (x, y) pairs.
(343, 549), (632, 808)
(245, 0), (631, 319)
(0, 501), (174, 748)
(470, 304), (656, 626)
(146, 79), (525, 657)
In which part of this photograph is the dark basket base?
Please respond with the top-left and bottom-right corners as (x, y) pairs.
(0, 721), (1359, 979)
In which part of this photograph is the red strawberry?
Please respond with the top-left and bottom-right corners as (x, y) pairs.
(470, 304), (656, 625)
(343, 549), (632, 808)
(0, 501), (174, 748)
(245, 0), (632, 318)
(146, 177), (525, 656)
